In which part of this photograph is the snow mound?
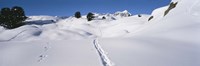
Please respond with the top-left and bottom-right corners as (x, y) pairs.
(0, 25), (42, 41)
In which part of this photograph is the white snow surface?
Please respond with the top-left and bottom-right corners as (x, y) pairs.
(0, 0), (200, 66)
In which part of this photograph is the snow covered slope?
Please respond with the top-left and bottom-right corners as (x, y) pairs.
(0, 40), (102, 66)
(0, 0), (200, 66)
(131, 0), (200, 44)
(0, 11), (149, 41)
(107, 0), (200, 66)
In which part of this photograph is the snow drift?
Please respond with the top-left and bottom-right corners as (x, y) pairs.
(0, 0), (200, 66)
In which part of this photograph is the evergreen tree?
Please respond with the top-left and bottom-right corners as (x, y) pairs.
(11, 6), (26, 28)
(1, 7), (11, 16)
(87, 12), (94, 21)
(102, 16), (106, 19)
(11, 6), (27, 21)
(0, 6), (27, 29)
(138, 14), (141, 17)
(0, 11), (2, 26)
(0, 7), (11, 28)
(74, 11), (81, 18)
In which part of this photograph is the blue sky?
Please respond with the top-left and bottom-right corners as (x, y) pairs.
(0, 0), (171, 16)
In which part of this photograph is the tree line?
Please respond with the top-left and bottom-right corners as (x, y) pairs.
(75, 11), (104, 21)
(0, 6), (104, 29)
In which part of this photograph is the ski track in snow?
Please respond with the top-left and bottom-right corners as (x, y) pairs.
(93, 38), (114, 66)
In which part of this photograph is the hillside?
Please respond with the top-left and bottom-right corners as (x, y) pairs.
(0, 0), (200, 66)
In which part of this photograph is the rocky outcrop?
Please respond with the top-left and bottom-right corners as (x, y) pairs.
(164, 2), (178, 16)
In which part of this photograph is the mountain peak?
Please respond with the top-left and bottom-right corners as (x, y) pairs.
(114, 10), (131, 17)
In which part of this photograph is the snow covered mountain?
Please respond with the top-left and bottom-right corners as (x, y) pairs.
(0, 0), (200, 66)
(114, 10), (132, 18)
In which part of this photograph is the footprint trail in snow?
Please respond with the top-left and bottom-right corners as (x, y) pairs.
(38, 42), (51, 62)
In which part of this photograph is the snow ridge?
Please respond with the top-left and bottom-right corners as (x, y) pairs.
(93, 38), (114, 66)
(0, 29), (27, 42)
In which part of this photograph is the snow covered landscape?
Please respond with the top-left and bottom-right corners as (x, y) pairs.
(0, 0), (200, 66)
